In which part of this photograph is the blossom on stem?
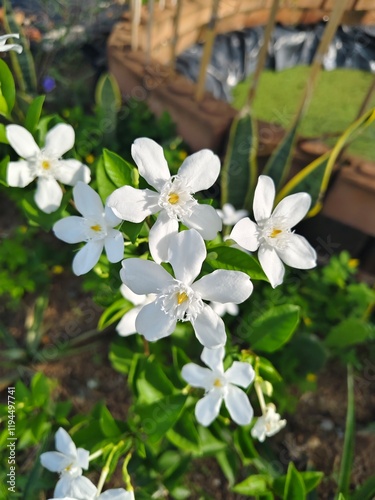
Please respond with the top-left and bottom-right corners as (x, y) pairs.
(107, 137), (222, 263)
(181, 346), (255, 426)
(116, 284), (155, 336)
(40, 428), (90, 498)
(251, 403), (287, 442)
(230, 175), (317, 288)
(121, 229), (253, 349)
(216, 203), (248, 226)
(53, 182), (124, 275)
(6, 124), (90, 213)
(0, 33), (23, 53)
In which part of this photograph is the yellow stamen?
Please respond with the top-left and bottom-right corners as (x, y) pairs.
(177, 292), (188, 305)
(270, 228), (282, 238)
(90, 224), (102, 232)
(42, 160), (51, 170)
(213, 378), (222, 388)
(168, 192), (179, 204)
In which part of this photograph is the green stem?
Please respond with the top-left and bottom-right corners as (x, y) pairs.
(122, 451), (134, 493)
(88, 448), (104, 462)
(254, 379), (267, 415)
(96, 441), (125, 496)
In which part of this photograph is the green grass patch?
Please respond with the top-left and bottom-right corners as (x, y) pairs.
(232, 66), (375, 161)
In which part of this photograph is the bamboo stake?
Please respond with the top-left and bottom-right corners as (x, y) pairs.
(170, 0), (183, 73)
(194, 0), (221, 102)
(131, 0), (142, 51)
(247, 0), (281, 107)
(146, 0), (155, 64)
(292, 0), (350, 126)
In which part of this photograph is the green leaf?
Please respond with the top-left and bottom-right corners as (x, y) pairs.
(217, 449), (238, 486)
(284, 463), (306, 500)
(109, 341), (136, 375)
(95, 73), (122, 113)
(0, 155), (9, 186)
(31, 372), (53, 407)
(336, 365), (355, 499)
(221, 106), (258, 210)
(234, 426), (259, 464)
(136, 358), (175, 404)
(122, 221), (144, 243)
(18, 189), (71, 231)
(325, 318), (371, 349)
(103, 149), (135, 188)
(263, 121), (299, 190)
(99, 405), (121, 438)
(249, 305), (300, 352)
(0, 59), (15, 115)
(206, 244), (267, 281)
(24, 95), (45, 134)
(96, 156), (117, 202)
(98, 299), (130, 331)
(0, 124), (8, 144)
(351, 475), (375, 500)
(166, 410), (200, 453)
(273, 471), (323, 496)
(137, 394), (185, 443)
(232, 474), (270, 496)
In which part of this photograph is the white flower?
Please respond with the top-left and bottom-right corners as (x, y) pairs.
(251, 403), (287, 442)
(107, 137), (222, 263)
(121, 229), (253, 349)
(40, 428), (90, 497)
(0, 33), (23, 54)
(53, 182), (124, 275)
(181, 346), (255, 426)
(6, 124), (90, 213)
(210, 301), (239, 317)
(50, 485), (134, 499)
(216, 203), (248, 226)
(116, 284), (155, 336)
(230, 175), (317, 288)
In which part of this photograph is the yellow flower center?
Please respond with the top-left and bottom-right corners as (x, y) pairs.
(168, 192), (179, 205)
(213, 378), (222, 388)
(177, 292), (188, 305)
(42, 160), (51, 170)
(270, 228), (282, 238)
(90, 224), (102, 232)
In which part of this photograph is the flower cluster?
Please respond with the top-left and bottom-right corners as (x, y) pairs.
(40, 428), (134, 500)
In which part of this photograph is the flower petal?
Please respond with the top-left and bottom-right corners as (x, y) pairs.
(224, 385), (253, 425)
(277, 233), (317, 269)
(253, 175), (275, 224)
(192, 305), (226, 349)
(55, 428), (76, 457)
(120, 284), (148, 306)
(149, 210), (179, 264)
(55, 160), (91, 186)
(6, 125), (40, 159)
(53, 216), (86, 244)
(54, 475), (97, 500)
(201, 346), (225, 372)
(131, 137), (170, 191)
(44, 123), (75, 158)
(178, 149), (220, 193)
(72, 240), (103, 276)
(182, 204), (222, 240)
(230, 217), (260, 252)
(35, 176), (63, 213)
(116, 306), (141, 336)
(76, 448), (89, 470)
(120, 259), (173, 294)
(195, 390), (223, 426)
(99, 489), (134, 500)
(192, 270), (253, 304)
(7, 160), (35, 187)
(73, 181), (104, 218)
(272, 192), (311, 228)
(181, 363), (213, 389)
(258, 244), (285, 288)
(104, 230), (124, 262)
(40, 451), (71, 472)
(225, 362), (255, 388)
(107, 186), (160, 223)
(104, 205), (122, 228)
(135, 301), (177, 341)
(168, 229), (206, 284)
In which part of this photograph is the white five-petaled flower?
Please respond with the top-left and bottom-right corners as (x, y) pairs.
(0, 33), (23, 53)
(107, 137), (222, 263)
(116, 284), (156, 337)
(216, 203), (248, 226)
(53, 182), (124, 276)
(120, 229), (253, 349)
(181, 346), (255, 426)
(230, 175), (317, 288)
(251, 403), (287, 442)
(40, 428), (90, 498)
(6, 124), (90, 213)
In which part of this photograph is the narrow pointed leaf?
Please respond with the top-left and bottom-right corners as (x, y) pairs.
(25, 95), (45, 134)
(284, 463), (306, 500)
